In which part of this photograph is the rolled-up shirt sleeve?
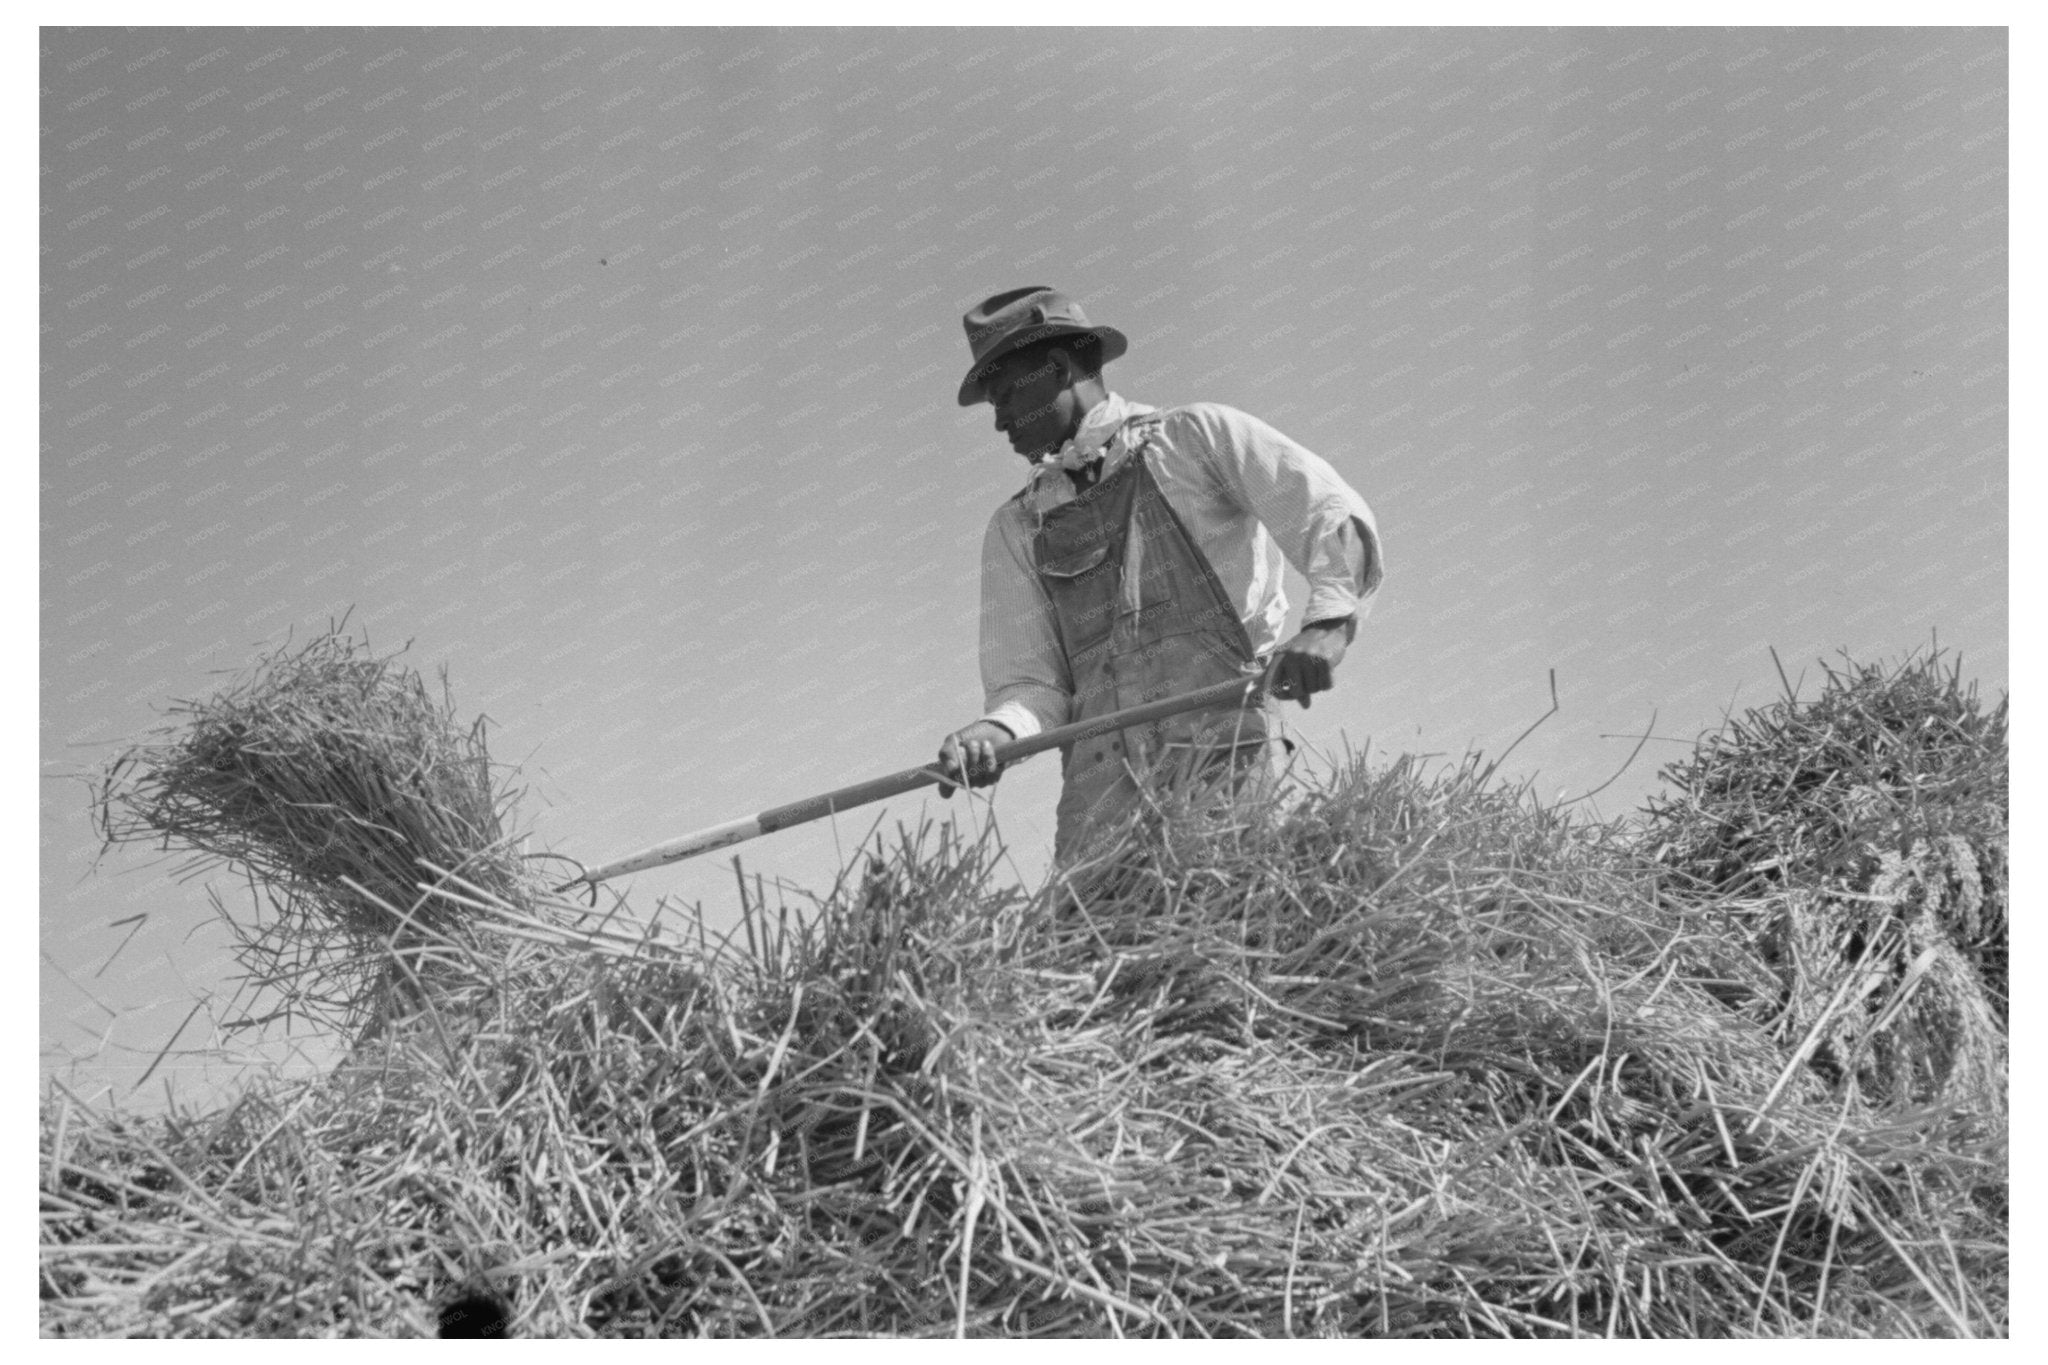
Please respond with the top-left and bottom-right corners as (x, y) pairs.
(1178, 403), (1385, 627)
(977, 501), (1071, 742)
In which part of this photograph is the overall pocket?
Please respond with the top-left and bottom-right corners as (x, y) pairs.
(1037, 540), (1118, 659)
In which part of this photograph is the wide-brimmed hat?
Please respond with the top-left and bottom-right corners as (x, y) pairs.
(955, 286), (1128, 406)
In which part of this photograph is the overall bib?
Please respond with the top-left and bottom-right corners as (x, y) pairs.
(1033, 413), (1282, 864)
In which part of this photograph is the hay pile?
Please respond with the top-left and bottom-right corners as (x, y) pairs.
(44, 640), (2006, 1337)
(91, 625), (525, 1034)
(1643, 649), (2008, 1115)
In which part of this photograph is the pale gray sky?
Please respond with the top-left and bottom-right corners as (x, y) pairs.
(39, 26), (2007, 1105)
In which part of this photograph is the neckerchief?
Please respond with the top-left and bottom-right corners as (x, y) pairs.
(1019, 392), (1159, 522)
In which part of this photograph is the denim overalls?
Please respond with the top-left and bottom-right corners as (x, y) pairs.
(1032, 413), (1281, 863)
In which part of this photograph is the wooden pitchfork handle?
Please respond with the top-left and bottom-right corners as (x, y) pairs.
(556, 675), (1264, 890)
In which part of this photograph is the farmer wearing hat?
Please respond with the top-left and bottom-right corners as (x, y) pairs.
(936, 286), (1384, 864)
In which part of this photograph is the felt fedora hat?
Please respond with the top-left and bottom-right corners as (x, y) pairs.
(955, 286), (1128, 406)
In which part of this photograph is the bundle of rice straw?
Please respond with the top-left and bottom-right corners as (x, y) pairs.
(43, 682), (2006, 1337)
(91, 624), (526, 1035)
(1642, 647), (2008, 1115)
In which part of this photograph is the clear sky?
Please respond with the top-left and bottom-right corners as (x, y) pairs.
(39, 26), (2007, 1107)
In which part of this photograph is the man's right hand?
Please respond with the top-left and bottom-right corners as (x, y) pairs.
(936, 720), (1013, 798)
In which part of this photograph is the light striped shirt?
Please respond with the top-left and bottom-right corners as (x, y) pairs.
(978, 393), (1384, 741)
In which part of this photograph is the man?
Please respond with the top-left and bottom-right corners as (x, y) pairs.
(936, 286), (1384, 865)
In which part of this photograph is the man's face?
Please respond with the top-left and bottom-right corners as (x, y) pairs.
(984, 347), (1080, 461)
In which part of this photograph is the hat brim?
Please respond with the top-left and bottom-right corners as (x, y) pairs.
(956, 324), (1128, 406)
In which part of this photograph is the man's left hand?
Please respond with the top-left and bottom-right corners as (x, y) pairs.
(1265, 619), (1353, 708)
